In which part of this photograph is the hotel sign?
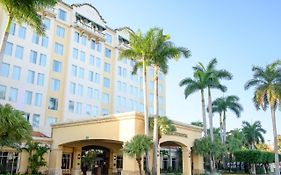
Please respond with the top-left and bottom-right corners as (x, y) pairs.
(168, 132), (188, 138)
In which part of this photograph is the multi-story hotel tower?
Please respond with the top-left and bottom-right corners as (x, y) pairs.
(0, 1), (166, 136)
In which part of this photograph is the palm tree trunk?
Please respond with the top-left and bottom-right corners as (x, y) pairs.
(137, 158), (142, 175)
(270, 106), (280, 175)
(142, 59), (150, 174)
(207, 87), (214, 143)
(200, 89), (208, 137)
(207, 87), (215, 173)
(152, 66), (159, 175)
(223, 111), (226, 144)
(0, 15), (13, 67)
(219, 113), (223, 143)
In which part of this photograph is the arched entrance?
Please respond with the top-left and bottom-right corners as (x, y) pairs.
(81, 146), (110, 175)
(160, 141), (184, 174)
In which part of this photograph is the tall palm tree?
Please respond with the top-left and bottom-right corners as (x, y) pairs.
(244, 61), (281, 175)
(212, 95), (243, 143)
(179, 71), (213, 136)
(193, 58), (232, 143)
(119, 28), (160, 174)
(149, 28), (190, 175)
(123, 135), (153, 175)
(0, 0), (57, 65)
(0, 104), (32, 147)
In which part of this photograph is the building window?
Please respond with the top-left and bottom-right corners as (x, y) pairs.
(102, 93), (109, 104)
(0, 85), (7, 100)
(80, 51), (85, 62)
(93, 106), (99, 116)
(54, 42), (64, 55)
(56, 25), (65, 38)
(12, 66), (21, 80)
(9, 87), (18, 102)
(72, 48), (78, 59)
(95, 73), (100, 84)
(81, 35), (87, 46)
(9, 22), (16, 35)
(51, 78), (60, 91)
(74, 32), (79, 43)
(104, 63), (111, 73)
(103, 78), (110, 88)
(117, 66), (122, 76)
(102, 108), (109, 115)
(96, 57), (101, 68)
(37, 73), (45, 86)
(53, 60), (62, 72)
(76, 102), (82, 114)
(71, 65), (77, 77)
(15, 45), (24, 59)
(105, 48), (112, 58)
(117, 156), (123, 169)
(41, 36), (49, 48)
(91, 40), (95, 50)
(87, 87), (93, 99)
(0, 63), (10, 77)
(93, 89), (99, 100)
(18, 26), (26, 39)
(117, 81), (121, 91)
(32, 114), (40, 128)
(78, 67), (84, 79)
(32, 32), (39, 44)
(48, 97), (58, 110)
(86, 104), (92, 115)
(117, 96), (121, 106)
(43, 18), (51, 30)
(88, 71), (94, 82)
(68, 100), (74, 113)
(62, 154), (71, 170)
(24, 90), (32, 105)
(27, 70), (35, 84)
(58, 9), (67, 21)
(105, 33), (112, 44)
(4, 42), (13, 56)
(77, 84), (83, 96)
(29, 50), (37, 64)
(89, 55), (94, 65)
(69, 82), (76, 94)
(39, 54), (47, 67)
(34, 93), (42, 107)
(97, 43), (102, 52)
(122, 68), (127, 78)
(122, 83), (126, 93)
(47, 117), (57, 125)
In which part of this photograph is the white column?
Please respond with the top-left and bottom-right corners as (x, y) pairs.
(182, 146), (191, 175)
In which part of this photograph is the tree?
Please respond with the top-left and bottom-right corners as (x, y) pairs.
(242, 121), (266, 149)
(123, 135), (153, 175)
(149, 28), (190, 175)
(278, 135), (281, 153)
(0, 0), (57, 66)
(191, 121), (204, 127)
(119, 28), (160, 173)
(0, 104), (32, 147)
(244, 61), (281, 175)
(212, 95), (243, 143)
(193, 58), (232, 143)
(149, 116), (176, 141)
(23, 142), (49, 174)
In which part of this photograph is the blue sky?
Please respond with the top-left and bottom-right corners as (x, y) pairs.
(66, 0), (281, 141)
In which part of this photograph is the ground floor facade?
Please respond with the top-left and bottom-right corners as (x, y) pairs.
(1, 112), (204, 175)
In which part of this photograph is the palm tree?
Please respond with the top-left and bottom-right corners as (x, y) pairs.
(149, 28), (190, 175)
(242, 121), (266, 149)
(0, 104), (32, 148)
(123, 135), (153, 175)
(244, 61), (281, 175)
(242, 121), (266, 174)
(149, 116), (176, 141)
(212, 95), (243, 143)
(179, 72), (209, 136)
(119, 28), (160, 173)
(0, 0), (57, 65)
(193, 58), (232, 143)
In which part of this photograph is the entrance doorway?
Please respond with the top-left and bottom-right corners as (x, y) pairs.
(81, 146), (110, 175)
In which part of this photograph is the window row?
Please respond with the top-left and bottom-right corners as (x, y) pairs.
(73, 32), (102, 52)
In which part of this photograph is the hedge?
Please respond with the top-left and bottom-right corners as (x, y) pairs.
(233, 150), (281, 164)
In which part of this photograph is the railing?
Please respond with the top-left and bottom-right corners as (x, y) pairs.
(73, 21), (105, 40)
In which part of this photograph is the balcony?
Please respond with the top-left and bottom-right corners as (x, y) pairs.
(73, 20), (105, 41)
(117, 41), (130, 50)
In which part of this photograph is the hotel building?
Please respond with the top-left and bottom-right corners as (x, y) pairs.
(0, 1), (166, 136)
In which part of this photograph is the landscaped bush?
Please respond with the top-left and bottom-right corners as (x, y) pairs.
(233, 149), (280, 164)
